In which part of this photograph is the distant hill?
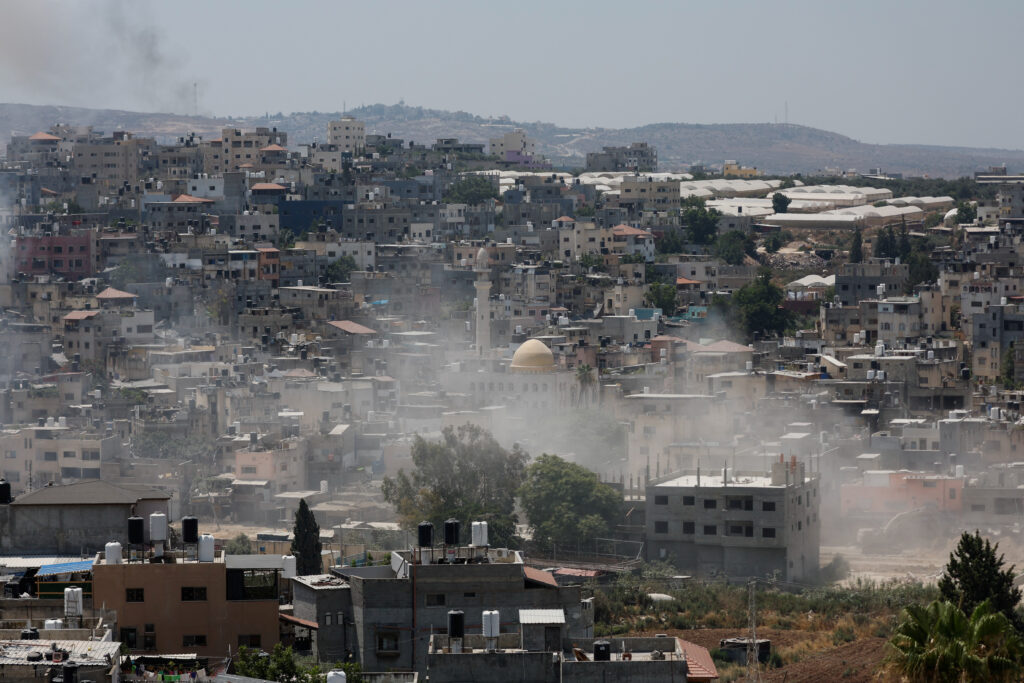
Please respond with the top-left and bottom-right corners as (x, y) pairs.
(3, 102), (1023, 178)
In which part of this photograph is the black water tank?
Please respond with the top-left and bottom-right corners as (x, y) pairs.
(63, 661), (79, 683)
(417, 521), (433, 548)
(443, 519), (460, 546)
(128, 516), (145, 545)
(182, 516), (199, 544)
(447, 610), (465, 639)
(593, 640), (611, 661)
(0, 479), (11, 505)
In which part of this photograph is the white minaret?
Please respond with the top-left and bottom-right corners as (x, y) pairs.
(474, 247), (491, 355)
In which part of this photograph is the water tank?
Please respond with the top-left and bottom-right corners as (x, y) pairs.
(878, 371), (886, 381)
(482, 610), (500, 637)
(128, 516), (145, 545)
(447, 610), (465, 639)
(320, 480), (328, 494)
(444, 519), (460, 546)
(105, 541), (122, 564)
(417, 521), (433, 548)
(593, 640), (611, 661)
(44, 618), (63, 630)
(64, 587), (83, 617)
(149, 513), (167, 543)
(927, 350), (935, 360)
(182, 516), (199, 544)
(198, 534), (215, 562)
(20, 629), (38, 640)
(282, 555), (297, 579)
(62, 661), (79, 683)
(472, 521), (489, 547)
(745, 361), (754, 372)
(326, 671), (347, 683)
(875, 342), (885, 357)
(0, 479), (11, 505)
(956, 465), (965, 478)
(866, 370), (875, 380)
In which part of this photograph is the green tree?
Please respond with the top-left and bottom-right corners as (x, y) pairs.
(771, 192), (791, 214)
(444, 175), (499, 204)
(906, 252), (939, 291)
(656, 227), (687, 254)
(324, 254), (358, 283)
(898, 223), (913, 261)
(714, 230), (753, 265)
(732, 268), (790, 340)
(1000, 348), (1020, 389)
(887, 600), (1023, 682)
(645, 282), (678, 316)
(938, 531), (1022, 628)
(291, 499), (323, 576)
(225, 533), (251, 555)
(875, 226), (897, 258)
(518, 454), (622, 553)
(574, 363), (595, 407)
(682, 203), (721, 245)
(850, 228), (864, 263)
(956, 200), (977, 224)
(381, 425), (527, 548)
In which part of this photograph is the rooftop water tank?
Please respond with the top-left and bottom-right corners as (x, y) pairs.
(198, 534), (215, 562)
(64, 587), (83, 617)
(128, 516), (145, 545)
(149, 513), (167, 543)
(282, 555), (297, 579)
(105, 541), (122, 565)
(326, 671), (347, 683)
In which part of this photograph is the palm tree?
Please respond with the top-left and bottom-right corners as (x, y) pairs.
(575, 363), (595, 407)
(887, 599), (1023, 682)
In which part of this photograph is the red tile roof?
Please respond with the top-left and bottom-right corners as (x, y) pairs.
(260, 144), (287, 152)
(677, 638), (718, 680)
(523, 566), (557, 587)
(327, 320), (376, 335)
(95, 286), (138, 300)
(676, 276), (702, 286)
(29, 131), (60, 142)
(251, 182), (287, 191)
(172, 193), (214, 203)
(612, 224), (653, 237)
(63, 310), (100, 321)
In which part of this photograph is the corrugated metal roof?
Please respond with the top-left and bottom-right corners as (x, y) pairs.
(35, 559), (94, 576)
(518, 608), (564, 624)
(0, 639), (121, 666)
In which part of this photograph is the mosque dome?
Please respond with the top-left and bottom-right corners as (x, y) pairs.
(510, 339), (555, 373)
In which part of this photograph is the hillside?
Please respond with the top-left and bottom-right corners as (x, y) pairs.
(3, 102), (1023, 178)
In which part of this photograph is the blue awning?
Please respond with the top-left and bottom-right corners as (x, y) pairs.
(35, 560), (93, 577)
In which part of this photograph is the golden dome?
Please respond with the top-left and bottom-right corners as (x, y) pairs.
(510, 339), (555, 373)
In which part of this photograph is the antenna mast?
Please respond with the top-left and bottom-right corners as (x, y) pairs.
(747, 579), (762, 681)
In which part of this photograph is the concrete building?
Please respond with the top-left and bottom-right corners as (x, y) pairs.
(327, 117), (365, 156)
(585, 143), (658, 173)
(92, 546), (281, 657)
(291, 540), (592, 671)
(645, 457), (820, 581)
(835, 260), (910, 307)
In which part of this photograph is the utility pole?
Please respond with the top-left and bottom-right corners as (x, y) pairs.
(747, 579), (762, 682)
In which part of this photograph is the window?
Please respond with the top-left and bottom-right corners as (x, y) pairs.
(181, 586), (207, 601)
(682, 496), (695, 506)
(120, 627), (137, 649)
(377, 630), (399, 654)
(703, 499), (717, 509)
(63, 451), (75, 459)
(654, 495), (668, 505)
(654, 521), (668, 533)
(950, 489), (956, 499)
(238, 634), (261, 648)
(762, 528), (776, 538)
(325, 614), (333, 626)
(762, 501), (776, 512)
(683, 521), (695, 534)
(426, 593), (446, 607)
(182, 635), (207, 647)
(464, 592), (476, 598)
(126, 588), (144, 602)
(43, 452), (57, 462)
(703, 525), (717, 535)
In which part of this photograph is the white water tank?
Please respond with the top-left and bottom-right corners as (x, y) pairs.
(745, 361), (753, 371)
(877, 371), (886, 381)
(198, 534), (215, 562)
(149, 513), (167, 542)
(927, 350), (935, 360)
(955, 465), (965, 478)
(472, 521), (489, 547)
(320, 480), (329, 494)
(64, 587), (83, 617)
(105, 541), (122, 564)
(875, 342), (885, 357)
(44, 619), (63, 630)
(326, 671), (347, 683)
(282, 555), (297, 579)
(866, 370), (876, 380)
(482, 610), (500, 637)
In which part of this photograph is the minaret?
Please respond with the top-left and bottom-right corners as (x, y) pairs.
(474, 247), (491, 355)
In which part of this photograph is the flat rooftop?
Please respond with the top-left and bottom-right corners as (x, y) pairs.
(655, 473), (809, 488)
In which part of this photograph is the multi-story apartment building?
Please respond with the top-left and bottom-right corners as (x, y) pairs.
(585, 142), (657, 173)
(326, 116), (365, 156)
(645, 457), (820, 581)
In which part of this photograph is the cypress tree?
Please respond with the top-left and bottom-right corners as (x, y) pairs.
(291, 498), (323, 576)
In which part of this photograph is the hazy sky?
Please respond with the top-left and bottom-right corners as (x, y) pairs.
(1, 0), (1021, 149)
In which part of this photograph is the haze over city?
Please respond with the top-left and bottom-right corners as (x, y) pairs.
(2, 0), (1023, 149)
